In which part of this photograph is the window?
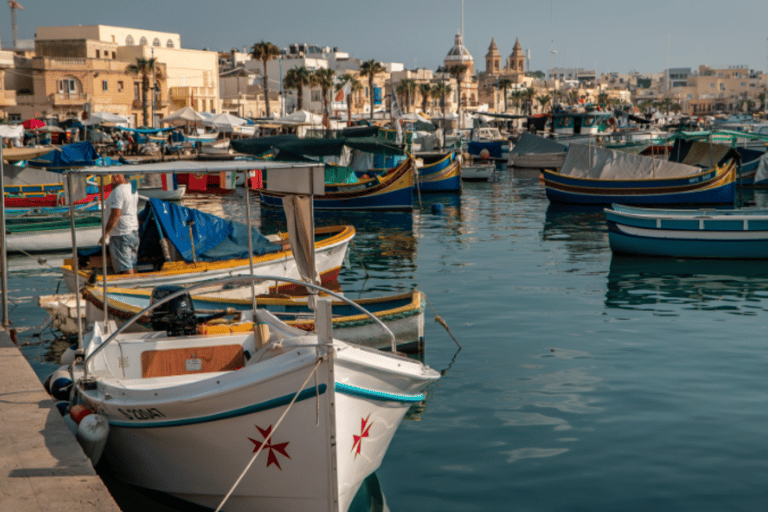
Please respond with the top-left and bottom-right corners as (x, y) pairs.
(117, 81), (124, 92)
(719, 83), (725, 91)
(134, 82), (141, 101)
(112, 52), (116, 59)
(8, 113), (21, 122)
(166, 39), (174, 48)
(96, 50), (100, 58)
(102, 80), (108, 92)
(741, 82), (746, 87)
(58, 78), (77, 94)
(687, 94), (692, 100)
(139, 37), (148, 46)
(710, 83), (715, 88)
(153, 38), (161, 47)
(126, 35), (134, 46)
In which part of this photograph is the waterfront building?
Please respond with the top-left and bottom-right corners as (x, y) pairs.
(478, 37), (531, 112)
(0, 49), (16, 119)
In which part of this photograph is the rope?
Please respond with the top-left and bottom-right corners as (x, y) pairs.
(423, 294), (461, 349)
(349, 241), (370, 279)
(214, 356), (324, 512)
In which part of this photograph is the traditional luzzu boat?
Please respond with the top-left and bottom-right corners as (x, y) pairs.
(542, 143), (737, 206)
(61, 198), (354, 293)
(81, 286), (426, 352)
(605, 203), (768, 259)
(414, 152), (462, 192)
(260, 157), (415, 211)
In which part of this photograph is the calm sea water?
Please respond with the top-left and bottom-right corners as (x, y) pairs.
(10, 172), (768, 511)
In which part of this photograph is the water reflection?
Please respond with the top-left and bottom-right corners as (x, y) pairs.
(606, 255), (768, 313)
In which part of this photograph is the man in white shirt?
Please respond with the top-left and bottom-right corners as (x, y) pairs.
(99, 174), (139, 274)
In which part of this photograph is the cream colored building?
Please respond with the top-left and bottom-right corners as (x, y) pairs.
(0, 50), (16, 119)
(3, 25), (219, 126)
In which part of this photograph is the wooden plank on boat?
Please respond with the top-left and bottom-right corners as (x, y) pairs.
(141, 344), (244, 378)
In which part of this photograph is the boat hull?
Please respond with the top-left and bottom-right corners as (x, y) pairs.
(605, 204), (768, 258)
(416, 153), (462, 192)
(508, 152), (566, 170)
(260, 159), (414, 211)
(137, 185), (187, 201)
(61, 225), (354, 293)
(543, 162), (736, 206)
(461, 163), (494, 181)
(73, 324), (438, 512)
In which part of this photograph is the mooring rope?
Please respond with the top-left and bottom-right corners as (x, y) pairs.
(423, 294), (461, 349)
(214, 356), (324, 512)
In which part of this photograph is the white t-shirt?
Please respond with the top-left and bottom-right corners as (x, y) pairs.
(105, 182), (139, 236)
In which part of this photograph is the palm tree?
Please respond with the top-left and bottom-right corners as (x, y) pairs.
(126, 57), (164, 127)
(758, 91), (767, 113)
(337, 73), (362, 125)
(536, 94), (551, 113)
(360, 59), (384, 120)
(596, 92), (609, 108)
(284, 66), (311, 111)
(523, 87), (536, 115)
(496, 77), (513, 112)
(250, 41), (280, 118)
(509, 89), (523, 113)
(448, 64), (468, 127)
(418, 83), (432, 115)
(312, 68), (335, 127)
(432, 82), (451, 118)
(400, 79), (417, 113)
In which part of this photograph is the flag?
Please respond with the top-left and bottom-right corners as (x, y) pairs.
(219, 171), (236, 190)
(161, 173), (178, 191)
(335, 80), (351, 103)
(188, 172), (207, 191)
(247, 169), (263, 190)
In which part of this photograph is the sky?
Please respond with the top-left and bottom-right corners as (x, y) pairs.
(3, 0), (768, 76)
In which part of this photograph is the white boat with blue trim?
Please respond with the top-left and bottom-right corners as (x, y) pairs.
(605, 203), (768, 258)
(67, 278), (439, 512)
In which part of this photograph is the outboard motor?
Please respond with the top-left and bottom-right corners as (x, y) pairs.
(149, 285), (197, 336)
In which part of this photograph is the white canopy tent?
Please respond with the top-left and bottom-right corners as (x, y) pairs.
(84, 111), (132, 127)
(204, 112), (248, 133)
(0, 124), (25, 146)
(160, 106), (206, 125)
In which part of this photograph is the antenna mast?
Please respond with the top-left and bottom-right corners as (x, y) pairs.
(8, 0), (24, 49)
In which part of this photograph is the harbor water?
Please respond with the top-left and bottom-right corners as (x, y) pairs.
(11, 170), (768, 511)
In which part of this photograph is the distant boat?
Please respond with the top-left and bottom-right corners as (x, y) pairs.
(507, 132), (567, 170)
(138, 184), (187, 201)
(542, 143), (737, 206)
(260, 158), (415, 211)
(5, 213), (102, 253)
(605, 203), (768, 258)
(414, 152), (461, 192)
(460, 161), (495, 181)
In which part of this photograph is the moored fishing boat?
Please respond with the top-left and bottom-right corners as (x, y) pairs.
(5, 213), (102, 253)
(605, 203), (768, 258)
(542, 143), (737, 205)
(63, 277), (439, 512)
(82, 286), (426, 352)
(61, 198), (354, 293)
(414, 152), (461, 192)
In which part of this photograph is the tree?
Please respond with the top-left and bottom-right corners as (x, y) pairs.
(568, 90), (579, 106)
(536, 94), (551, 113)
(448, 64), (468, 127)
(360, 59), (384, 120)
(496, 78), (513, 112)
(337, 73), (362, 125)
(523, 87), (536, 115)
(250, 41), (280, 118)
(312, 68), (335, 127)
(418, 83), (432, 114)
(596, 92), (609, 108)
(758, 91), (767, 112)
(509, 89), (523, 113)
(126, 57), (164, 127)
(396, 78), (417, 113)
(284, 66), (311, 111)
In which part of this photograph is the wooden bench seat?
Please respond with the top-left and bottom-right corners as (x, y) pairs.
(141, 344), (244, 378)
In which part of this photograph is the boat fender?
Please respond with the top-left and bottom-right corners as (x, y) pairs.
(69, 404), (93, 425)
(55, 400), (71, 416)
(76, 414), (109, 466)
(431, 204), (443, 214)
(47, 368), (73, 401)
(59, 343), (78, 366)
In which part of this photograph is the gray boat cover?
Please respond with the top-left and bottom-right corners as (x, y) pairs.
(560, 144), (703, 180)
(678, 142), (731, 169)
(510, 132), (567, 155)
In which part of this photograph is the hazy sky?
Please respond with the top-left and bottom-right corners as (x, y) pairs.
(3, 0), (768, 75)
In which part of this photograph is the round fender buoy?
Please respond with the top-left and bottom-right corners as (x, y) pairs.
(48, 369), (73, 401)
(76, 414), (109, 466)
(59, 344), (78, 366)
(431, 203), (444, 214)
(69, 404), (93, 425)
(55, 401), (71, 417)
(480, 148), (490, 160)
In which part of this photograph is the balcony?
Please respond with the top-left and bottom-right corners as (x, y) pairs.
(16, 93), (34, 105)
(53, 92), (87, 106)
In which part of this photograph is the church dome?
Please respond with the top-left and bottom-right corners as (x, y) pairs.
(445, 32), (473, 63)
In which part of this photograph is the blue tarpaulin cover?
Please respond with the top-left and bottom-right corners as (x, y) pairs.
(467, 140), (504, 159)
(138, 198), (280, 263)
(29, 142), (100, 170)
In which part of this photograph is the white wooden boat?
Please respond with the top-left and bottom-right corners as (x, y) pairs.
(65, 278), (439, 512)
(605, 203), (768, 258)
(137, 184), (187, 201)
(81, 286), (426, 352)
(461, 162), (495, 181)
(6, 214), (102, 253)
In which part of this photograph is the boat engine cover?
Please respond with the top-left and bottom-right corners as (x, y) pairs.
(149, 285), (197, 336)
